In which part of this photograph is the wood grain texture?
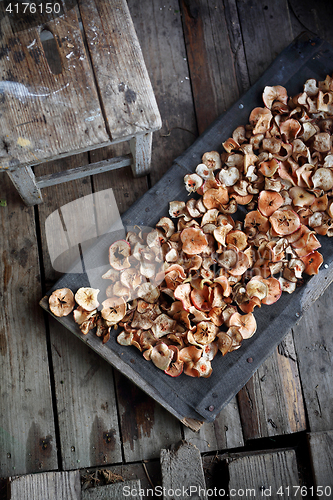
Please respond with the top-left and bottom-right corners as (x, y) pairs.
(127, 0), (197, 186)
(0, 4), (108, 170)
(236, 0), (295, 85)
(183, 397), (244, 453)
(160, 442), (206, 500)
(180, 0), (248, 134)
(78, 0), (161, 141)
(115, 372), (182, 462)
(9, 471), (81, 500)
(82, 480), (142, 500)
(227, 450), (301, 498)
(237, 332), (306, 440)
(0, 174), (57, 477)
(292, 284), (333, 433)
(35, 157), (123, 470)
(307, 431), (333, 491)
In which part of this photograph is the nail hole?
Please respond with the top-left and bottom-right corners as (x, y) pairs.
(40, 28), (62, 75)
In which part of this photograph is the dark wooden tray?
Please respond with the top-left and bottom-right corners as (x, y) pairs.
(40, 33), (333, 430)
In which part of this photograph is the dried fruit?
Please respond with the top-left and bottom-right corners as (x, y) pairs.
(50, 75), (333, 379)
(49, 288), (75, 317)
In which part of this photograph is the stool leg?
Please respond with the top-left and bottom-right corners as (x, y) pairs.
(130, 132), (153, 177)
(7, 166), (43, 205)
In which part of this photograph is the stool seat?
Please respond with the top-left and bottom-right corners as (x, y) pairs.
(0, 0), (161, 205)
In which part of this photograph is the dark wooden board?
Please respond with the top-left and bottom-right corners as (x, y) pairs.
(307, 431), (333, 492)
(35, 156), (123, 470)
(40, 35), (333, 425)
(0, 174), (58, 477)
(292, 284), (333, 433)
(227, 450), (301, 498)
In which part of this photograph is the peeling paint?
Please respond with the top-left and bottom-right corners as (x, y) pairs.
(17, 137), (31, 148)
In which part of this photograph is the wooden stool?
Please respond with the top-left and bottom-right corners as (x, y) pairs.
(0, 0), (161, 205)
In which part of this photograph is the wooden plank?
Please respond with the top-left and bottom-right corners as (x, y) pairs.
(9, 471), (81, 500)
(237, 331), (306, 440)
(160, 442), (206, 500)
(227, 450), (301, 498)
(236, 0), (295, 85)
(7, 166), (43, 205)
(0, 174), (57, 477)
(78, 0), (161, 141)
(180, 0), (249, 135)
(36, 155), (132, 189)
(183, 397), (244, 453)
(115, 372), (182, 462)
(82, 480), (142, 500)
(0, 4), (109, 170)
(307, 431), (333, 493)
(35, 156), (123, 470)
(127, 0), (197, 186)
(292, 283), (333, 433)
(130, 133), (153, 177)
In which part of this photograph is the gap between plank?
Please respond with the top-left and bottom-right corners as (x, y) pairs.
(33, 204), (64, 471)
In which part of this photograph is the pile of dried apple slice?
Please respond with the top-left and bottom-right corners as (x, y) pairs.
(49, 75), (333, 378)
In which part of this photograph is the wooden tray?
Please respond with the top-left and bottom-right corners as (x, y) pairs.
(40, 33), (333, 430)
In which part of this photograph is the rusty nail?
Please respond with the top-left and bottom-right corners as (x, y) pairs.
(247, 357), (253, 363)
(208, 405), (215, 412)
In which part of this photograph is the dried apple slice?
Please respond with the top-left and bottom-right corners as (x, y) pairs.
(246, 277), (268, 301)
(229, 312), (257, 339)
(181, 227), (208, 255)
(203, 187), (229, 209)
(184, 173), (203, 193)
(218, 167), (240, 186)
(191, 286), (211, 312)
(137, 283), (160, 303)
(312, 168), (333, 191)
(258, 190), (284, 217)
(193, 358), (212, 378)
(289, 187), (315, 208)
(249, 107), (273, 134)
(263, 85), (288, 109)
(269, 208), (301, 236)
(75, 287), (100, 312)
(174, 283), (192, 311)
(261, 277), (282, 305)
(301, 251), (324, 275)
(202, 151), (222, 170)
(109, 240), (131, 270)
(244, 210), (270, 233)
(169, 200), (186, 218)
(101, 297), (126, 323)
(225, 230), (248, 251)
(216, 331), (232, 355)
(278, 277), (296, 294)
(49, 288), (75, 317)
(258, 158), (279, 177)
(193, 321), (218, 345)
(151, 343), (173, 371)
(152, 314), (176, 339)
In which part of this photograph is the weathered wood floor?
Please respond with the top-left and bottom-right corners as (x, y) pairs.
(1, 0), (333, 493)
